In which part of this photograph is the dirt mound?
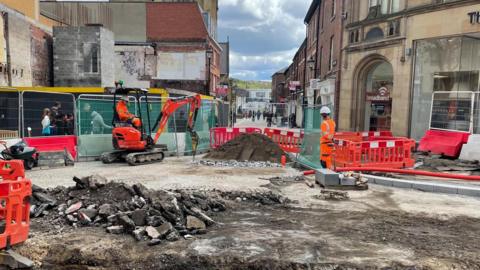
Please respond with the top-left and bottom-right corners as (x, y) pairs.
(205, 133), (289, 163)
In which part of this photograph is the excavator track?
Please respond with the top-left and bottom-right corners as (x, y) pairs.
(100, 151), (124, 164)
(125, 149), (165, 166)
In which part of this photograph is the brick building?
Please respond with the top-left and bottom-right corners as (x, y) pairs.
(304, 0), (344, 121)
(271, 67), (287, 103)
(146, 2), (221, 95)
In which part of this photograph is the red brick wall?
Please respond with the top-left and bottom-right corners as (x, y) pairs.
(317, 0), (343, 80)
(30, 25), (52, 86)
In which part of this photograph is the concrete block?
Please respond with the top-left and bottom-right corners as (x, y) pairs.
(340, 177), (356, 186)
(392, 180), (413, 189)
(433, 185), (458, 195)
(370, 177), (393, 187)
(457, 187), (480, 197)
(315, 169), (340, 186)
(459, 135), (480, 161)
(411, 183), (435, 192)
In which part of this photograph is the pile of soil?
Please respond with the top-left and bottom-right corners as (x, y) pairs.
(205, 133), (289, 163)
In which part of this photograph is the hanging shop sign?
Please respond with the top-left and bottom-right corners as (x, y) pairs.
(289, 81), (301, 91)
(366, 86), (390, 101)
(468, 11), (480, 24)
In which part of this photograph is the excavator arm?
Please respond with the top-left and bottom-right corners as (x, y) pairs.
(152, 94), (202, 156)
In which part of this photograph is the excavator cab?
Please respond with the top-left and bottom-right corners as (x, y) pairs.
(101, 82), (201, 166)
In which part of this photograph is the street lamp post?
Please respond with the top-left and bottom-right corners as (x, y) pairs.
(206, 49), (213, 95)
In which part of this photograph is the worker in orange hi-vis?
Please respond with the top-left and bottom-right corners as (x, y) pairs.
(320, 106), (336, 169)
(116, 96), (142, 128)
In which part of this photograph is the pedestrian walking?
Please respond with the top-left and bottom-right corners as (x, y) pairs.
(257, 110), (261, 120)
(252, 111), (256, 122)
(41, 108), (51, 136)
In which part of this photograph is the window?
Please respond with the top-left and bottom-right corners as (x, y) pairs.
(83, 43), (99, 73)
(387, 20), (400, 36)
(331, 0), (336, 17)
(91, 45), (98, 73)
(365, 27), (384, 41)
(329, 36), (334, 70)
(369, 0), (399, 15)
(349, 29), (360, 43)
(318, 47), (322, 75)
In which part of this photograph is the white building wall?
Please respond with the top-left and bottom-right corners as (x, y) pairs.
(156, 51), (206, 80)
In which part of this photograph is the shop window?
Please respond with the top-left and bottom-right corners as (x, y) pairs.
(410, 36), (480, 139)
(365, 27), (384, 41)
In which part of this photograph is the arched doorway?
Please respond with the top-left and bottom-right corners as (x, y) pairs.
(353, 57), (393, 131)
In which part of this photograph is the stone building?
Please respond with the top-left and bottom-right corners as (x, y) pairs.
(340, 0), (480, 138)
(53, 26), (114, 87)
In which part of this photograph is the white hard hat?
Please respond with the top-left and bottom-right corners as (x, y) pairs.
(320, 106), (331, 115)
(120, 96), (129, 102)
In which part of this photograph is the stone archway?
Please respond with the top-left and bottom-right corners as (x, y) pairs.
(351, 54), (394, 131)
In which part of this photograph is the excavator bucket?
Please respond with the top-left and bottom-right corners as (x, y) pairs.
(190, 129), (199, 159)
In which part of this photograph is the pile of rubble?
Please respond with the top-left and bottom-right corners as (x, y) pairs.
(30, 175), (228, 246)
(415, 152), (480, 174)
(30, 175), (291, 246)
(193, 159), (282, 168)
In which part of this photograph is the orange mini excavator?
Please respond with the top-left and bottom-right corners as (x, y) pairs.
(100, 83), (201, 166)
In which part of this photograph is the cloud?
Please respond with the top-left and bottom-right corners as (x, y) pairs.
(218, 0), (309, 80)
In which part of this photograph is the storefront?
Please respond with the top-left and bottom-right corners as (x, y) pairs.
(340, 1), (480, 138)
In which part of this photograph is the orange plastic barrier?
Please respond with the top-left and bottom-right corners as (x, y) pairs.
(263, 128), (304, 154)
(333, 133), (415, 169)
(0, 160), (31, 249)
(210, 127), (262, 149)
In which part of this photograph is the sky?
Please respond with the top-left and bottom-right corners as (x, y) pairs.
(218, 0), (310, 82)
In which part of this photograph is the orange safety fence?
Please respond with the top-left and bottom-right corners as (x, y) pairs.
(263, 128), (304, 154)
(210, 127), (262, 149)
(0, 160), (31, 249)
(333, 133), (415, 169)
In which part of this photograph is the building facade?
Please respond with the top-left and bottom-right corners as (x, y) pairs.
(0, 2), (53, 87)
(53, 26), (115, 87)
(341, 0), (480, 138)
(304, 0), (344, 120)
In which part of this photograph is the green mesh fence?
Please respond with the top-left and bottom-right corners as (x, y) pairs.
(297, 104), (334, 169)
(185, 99), (217, 155)
(76, 95), (216, 158)
(139, 97), (179, 155)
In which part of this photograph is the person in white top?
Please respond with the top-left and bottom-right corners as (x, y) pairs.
(41, 108), (51, 136)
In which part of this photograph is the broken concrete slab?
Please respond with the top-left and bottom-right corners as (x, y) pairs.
(156, 222), (173, 238)
(186, 216), (206, 231)
(131, 209), (147, 226)
(65, 202), (82, 215)
(78, 209), (98, 220)
(106, 225), (124, 234)
(0, 250), (34, 269)
(145, 226), (160, 239)
(98, 204), (116, 218)
(117, 214), (136, 233)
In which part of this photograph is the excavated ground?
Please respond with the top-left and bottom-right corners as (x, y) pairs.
(21, 159), (480, 269)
